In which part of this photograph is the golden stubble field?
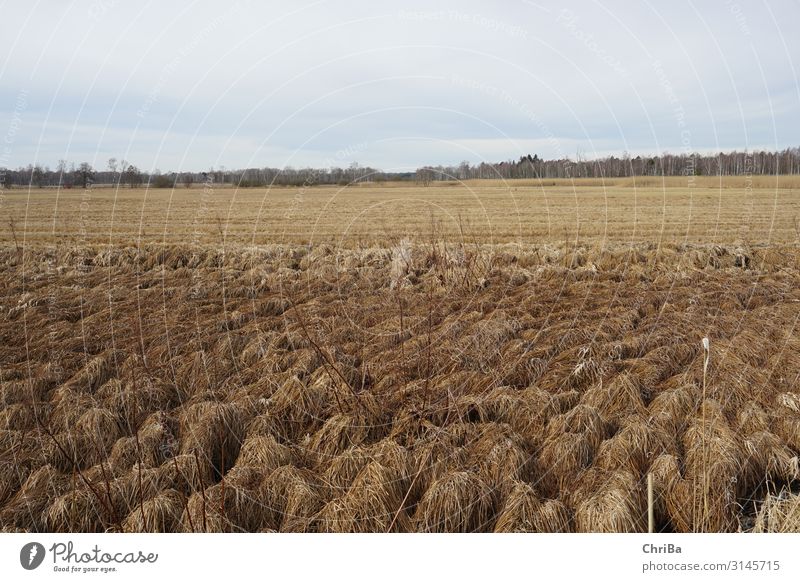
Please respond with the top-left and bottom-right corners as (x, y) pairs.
(1, 179), (800, 533)
(2, 177), (798, 247)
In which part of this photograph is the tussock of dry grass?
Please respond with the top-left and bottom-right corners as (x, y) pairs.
(234, 434), (292, 474)
(414, 471), (495, 532)
(122, 489), (184, 532)
(573, 469), (647, 532)
(753, 490), (800, 532)
(582, 373), (647, 421)
(181, 466), (266, 532)
(595, 415), (672, 474)
(259, 465), (323, 532)
(316, 461), (408, 532)
(46, 487), (108, 533)
(179, 402), (244, 478)
(493, 481), (542, 532)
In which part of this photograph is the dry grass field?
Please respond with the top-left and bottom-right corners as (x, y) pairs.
(2, 177), (799, 247)
(1, 180), (800, 532)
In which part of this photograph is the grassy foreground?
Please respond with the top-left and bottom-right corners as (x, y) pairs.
(1, 237), (799, 532)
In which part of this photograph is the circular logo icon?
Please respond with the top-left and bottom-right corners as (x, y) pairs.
(20, 542), (46, 570)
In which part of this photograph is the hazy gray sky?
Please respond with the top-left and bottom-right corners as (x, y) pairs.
(1, 0), (798, 172)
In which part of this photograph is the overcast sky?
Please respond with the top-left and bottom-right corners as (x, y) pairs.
(1, 0), (798, 172)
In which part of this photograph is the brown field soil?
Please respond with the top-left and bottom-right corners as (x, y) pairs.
(1, 183), (799, 532)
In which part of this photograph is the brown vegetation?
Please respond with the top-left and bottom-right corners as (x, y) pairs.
(1, 184), (800, 532)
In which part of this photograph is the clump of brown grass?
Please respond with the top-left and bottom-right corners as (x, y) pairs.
(157, 453), (213, 496)
(97, 379), (179, 434)
(406, 437), (468, 496)
(233, 434), (292, 474)
(753, 490), (800, 532)
(181, 466), (265, 532)
(481, 386), (556, 448)
(316, 461), (408, 532)
(244, 411), (289, 442)
(47, 388), (95, 433)
(581, 372), (647, 422)
(122, 489), (185, 532)
(44, 430), (109, 472)
(0, 460), (29, 506)
(682, 400), (746, 532)
(0, 464), (70, 531)
(538, 432), (593, 497)
(134, 412), (178, 467)
(46, 486), (108, 532)
(179, 402), (244, 478)
(62, 351), (117, 393)
(534, 499), (574, 532)
(76, 407), (121, 449)
(469, 424), (533, 493)
(547, 404), (608, 451)
(414, 471), (495, 532)
(564, 357), (606, 391)
(322, 446), (371, 493)
(537, 404), (608, 496)
(308, 413), (370, 461)
(259, 465), (324, 532)
(573, 469), (647, 532)
(741, 431), (799, 487)
(737, 401), (771, 435)
(493, 481), (542, 532)
(595, 414), (673, 474)
(774, 414), (800, 452)
(116, 466), (167, 517)
(367, 438), (411, 479)
(267, 375), (332, 440)
(107, 437), (141, 473)
(0, 403), (38, 430)
(648, 384), (698, 440)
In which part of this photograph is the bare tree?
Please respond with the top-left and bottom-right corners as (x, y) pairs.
(107, 158), (118, 185)
(32, 165), (45, 188)
(415, 167), (436, 186)
(57, 160), (68, 187)
(76, 162), (94, 189)
(125, 164), (142, 188)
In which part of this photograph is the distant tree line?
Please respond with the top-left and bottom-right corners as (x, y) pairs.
(1, 148), (798, 189)
(415, 148), (800, 182)
(0, 159), (393, 188)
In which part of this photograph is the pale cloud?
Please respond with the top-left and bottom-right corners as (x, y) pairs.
(1, 0), (798, 170)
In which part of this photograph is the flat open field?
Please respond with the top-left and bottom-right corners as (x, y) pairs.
(1, 181), (800, 532)
(2, 178), (798, 246)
